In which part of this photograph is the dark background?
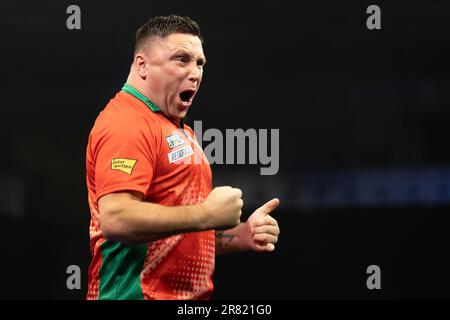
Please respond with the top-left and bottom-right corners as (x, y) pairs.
(1, 0), (450, 299)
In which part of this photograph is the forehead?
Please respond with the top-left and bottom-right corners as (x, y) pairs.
(155, 33), (204, 57)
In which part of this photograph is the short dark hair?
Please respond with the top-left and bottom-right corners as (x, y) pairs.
(135, 15), (203, 54)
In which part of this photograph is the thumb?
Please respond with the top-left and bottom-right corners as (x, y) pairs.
(258, 198), (280, 215)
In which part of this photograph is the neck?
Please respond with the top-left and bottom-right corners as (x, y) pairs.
(126, 70), (164, 113)
(126, 71), (149, 100)
(126, 69), (182, 127)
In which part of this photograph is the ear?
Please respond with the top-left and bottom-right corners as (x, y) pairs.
(134, 53), (148, 80)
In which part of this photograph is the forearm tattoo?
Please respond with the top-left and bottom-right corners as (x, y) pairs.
(215, 231), (236, 247)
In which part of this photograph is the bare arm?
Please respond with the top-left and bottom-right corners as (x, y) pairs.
(99, 191), (205, 243)
(98, 186), (243, 244)
(215, 224), (250, 255)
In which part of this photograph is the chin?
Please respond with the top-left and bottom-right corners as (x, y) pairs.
(176, 108), (189, 119)
(168, 111), (187, 123)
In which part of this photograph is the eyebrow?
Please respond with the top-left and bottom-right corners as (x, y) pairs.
(173, 49), (206, 65)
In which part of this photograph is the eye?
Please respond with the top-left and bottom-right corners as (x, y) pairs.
(176, 55), (188, 63)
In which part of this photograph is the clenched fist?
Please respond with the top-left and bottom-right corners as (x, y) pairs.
(201, 186), (243, 230)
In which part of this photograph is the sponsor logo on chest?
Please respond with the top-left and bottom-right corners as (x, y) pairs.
(168, 145), (194, 163)
(165, 133), (186, 149)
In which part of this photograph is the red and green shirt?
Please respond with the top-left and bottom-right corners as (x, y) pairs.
(85, 84), (215, 300)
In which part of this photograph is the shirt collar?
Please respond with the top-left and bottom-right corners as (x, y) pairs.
(121, 83), (160, 112)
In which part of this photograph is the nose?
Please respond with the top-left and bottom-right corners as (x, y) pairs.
(188, 63), (202, 84)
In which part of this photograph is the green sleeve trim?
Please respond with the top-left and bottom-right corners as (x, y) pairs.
(98, 240), (148, 300)
(122, 83), (161, 112)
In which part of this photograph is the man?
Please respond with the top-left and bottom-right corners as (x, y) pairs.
(85, 15), (280, 300)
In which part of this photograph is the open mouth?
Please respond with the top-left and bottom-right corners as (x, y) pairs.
(179, 89), (196, 103)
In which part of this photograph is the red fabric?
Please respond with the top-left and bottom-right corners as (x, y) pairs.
(86, 91), (214, 299)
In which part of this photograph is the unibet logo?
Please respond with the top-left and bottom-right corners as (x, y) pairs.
(111, 158), (137, 175)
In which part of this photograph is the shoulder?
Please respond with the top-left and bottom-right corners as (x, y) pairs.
(90, 93), (161, 146)
(98, 92), (160, 131)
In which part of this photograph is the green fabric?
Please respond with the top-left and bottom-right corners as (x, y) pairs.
(122, 83), (160, 112)
(98, 240), (148, 300)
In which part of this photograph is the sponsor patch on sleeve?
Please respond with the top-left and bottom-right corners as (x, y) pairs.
(111, 158), (138, 175)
